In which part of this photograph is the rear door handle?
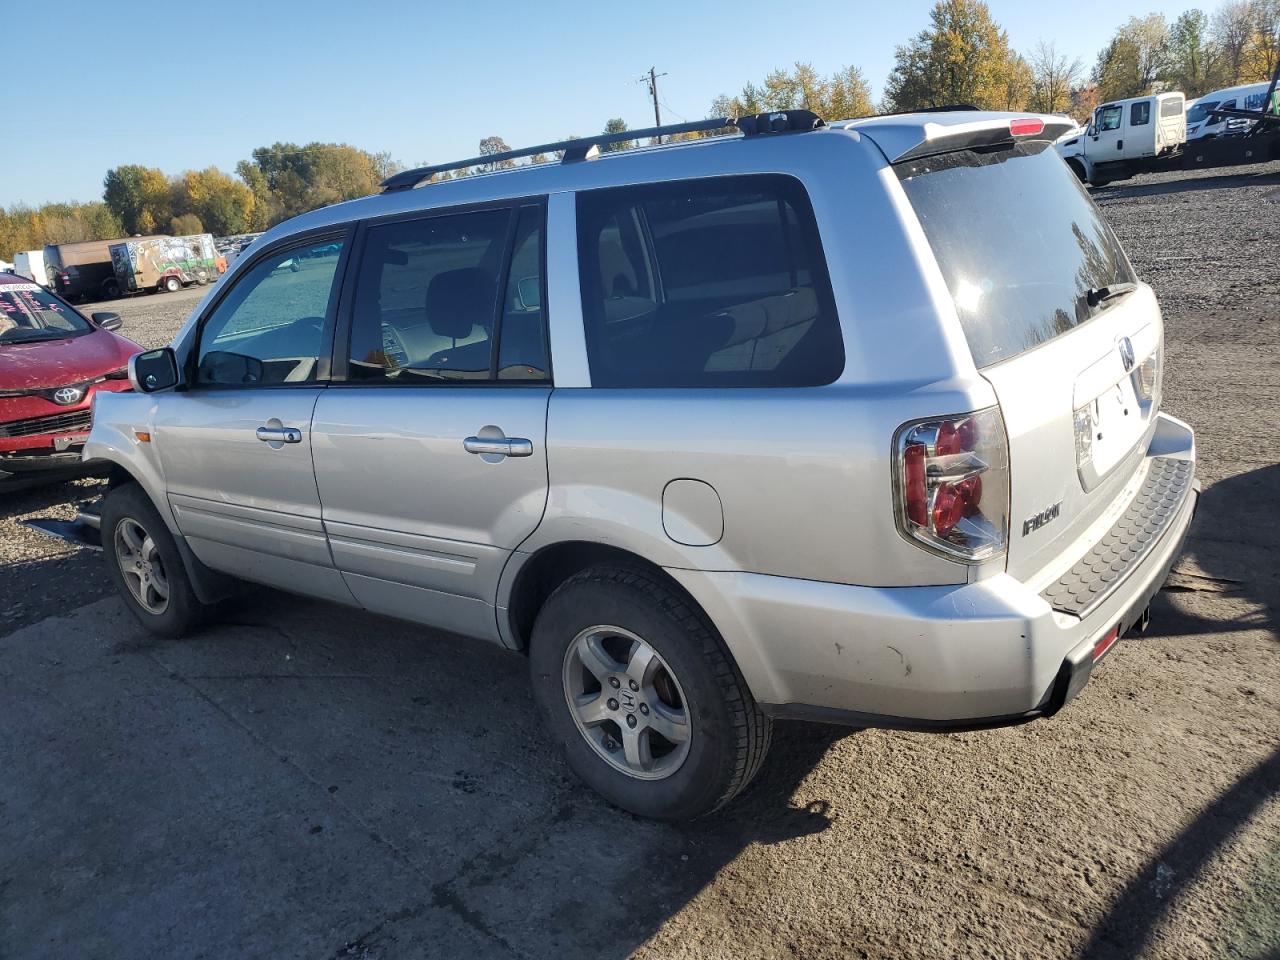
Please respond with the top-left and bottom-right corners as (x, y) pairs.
(256, 426), (303, 444)
(463, 436), (533, 458)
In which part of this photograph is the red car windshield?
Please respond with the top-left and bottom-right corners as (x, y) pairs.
(0, 284), (92, 343)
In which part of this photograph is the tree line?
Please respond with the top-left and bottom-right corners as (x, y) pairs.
(5, 0), (1279, 261)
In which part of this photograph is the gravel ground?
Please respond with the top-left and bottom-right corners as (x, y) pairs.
(1, 164), (1277, 959)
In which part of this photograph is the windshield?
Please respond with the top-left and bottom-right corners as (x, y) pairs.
(0, 284), (92, 343)
(1187, 100), (1220, 124)
(896, 140), (1136, 368)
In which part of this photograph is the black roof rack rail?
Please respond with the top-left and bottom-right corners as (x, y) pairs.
(380, 110), (826, 193)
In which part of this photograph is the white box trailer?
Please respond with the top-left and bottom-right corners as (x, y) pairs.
(1056, 92), (1186, 185)
(13, 250), (51, 287)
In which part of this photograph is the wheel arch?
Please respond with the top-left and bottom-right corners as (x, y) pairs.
(501, 541), (712, 654)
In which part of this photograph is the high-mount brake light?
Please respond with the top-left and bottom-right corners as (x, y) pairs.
(1009, 118), (1045, 137)
(893, 408), (1010, 562)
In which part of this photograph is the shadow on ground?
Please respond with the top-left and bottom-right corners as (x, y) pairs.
(1079, 463), (1280, 959)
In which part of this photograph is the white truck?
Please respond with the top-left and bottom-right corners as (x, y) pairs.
(13, 250), (51, 287)
(1057, 92), (1186, 186)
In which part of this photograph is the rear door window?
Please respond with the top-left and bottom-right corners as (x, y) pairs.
(345, 204), (549, 383)
(576, 174), (843, 387)
(1130, 102), (1151, 126)
(896, 140), (1135, 368)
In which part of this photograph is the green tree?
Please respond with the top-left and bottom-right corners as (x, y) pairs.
(601, 118), (634, 152)
(103, 164), (172, 235)
(237, 143), (384, 223)
(1093, 15), (1171, 101)
(884, 0), (1028, 111)
(710, 62), (873, 122)
(1165, 10), (1221, 97)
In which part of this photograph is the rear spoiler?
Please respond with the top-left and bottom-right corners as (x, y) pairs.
(852, 113), (1077, 164)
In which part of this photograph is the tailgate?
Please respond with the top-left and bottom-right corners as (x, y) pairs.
(982, 289), (1162, 580)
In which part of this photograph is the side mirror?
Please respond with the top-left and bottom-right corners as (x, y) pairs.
(130, 348), (179, 393)
(92, 311), (123, 331)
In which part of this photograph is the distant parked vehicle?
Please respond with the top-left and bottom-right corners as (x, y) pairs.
(1056, 92), (1186, 185)
(47, 237), (164, 301)
(110, 234), (228, 295)
(14, 250), (52, 288)
(1186, 82), (1277, 142)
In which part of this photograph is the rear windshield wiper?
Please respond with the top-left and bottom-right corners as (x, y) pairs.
(1085, 281), (1137, 308)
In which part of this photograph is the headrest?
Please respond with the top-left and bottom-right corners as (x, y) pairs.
(426, 268), (493, 340)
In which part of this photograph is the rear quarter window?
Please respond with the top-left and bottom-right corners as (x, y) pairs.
(575, 174), (844, 388)
(896, 141), (1135, 368)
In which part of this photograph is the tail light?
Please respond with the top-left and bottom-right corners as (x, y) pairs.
(894, 407), (1009, 562)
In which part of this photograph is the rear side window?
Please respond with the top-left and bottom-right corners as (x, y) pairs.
(1130, 102), (1151, 126)
(896, 141), (1135, 368)
(576, 175), (843, 388)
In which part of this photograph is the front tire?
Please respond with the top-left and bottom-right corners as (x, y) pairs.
(100, 483), (211, 638)
(529, 567), (771, 820)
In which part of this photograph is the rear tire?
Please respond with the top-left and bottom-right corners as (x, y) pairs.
(161, 276), (181, 293)
(529, 566), (771, 820)
(102, 278), (120, 299)
(100, 483), (212, 638)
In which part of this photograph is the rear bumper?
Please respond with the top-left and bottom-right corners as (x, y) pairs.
(669, 413), (1197, 729)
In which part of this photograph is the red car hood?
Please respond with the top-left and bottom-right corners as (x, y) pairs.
(0, 329), (142, 390)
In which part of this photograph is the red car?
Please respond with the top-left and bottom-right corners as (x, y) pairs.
(0, 274), (141, 490)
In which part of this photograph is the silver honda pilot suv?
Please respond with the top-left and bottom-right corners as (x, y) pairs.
(84, 109), (1197, 820)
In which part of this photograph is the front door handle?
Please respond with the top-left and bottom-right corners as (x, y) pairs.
(463, 436), (533, 458)
(256, 426), (303, 444)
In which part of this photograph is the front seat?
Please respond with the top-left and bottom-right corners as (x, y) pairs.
(422, 267), (496, 377)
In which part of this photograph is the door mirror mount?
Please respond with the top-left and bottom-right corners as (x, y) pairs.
(130, 348), (180, 393)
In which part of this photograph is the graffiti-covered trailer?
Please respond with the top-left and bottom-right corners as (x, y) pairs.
(109, 234), (227, 294)
(46, 237), (164, 301)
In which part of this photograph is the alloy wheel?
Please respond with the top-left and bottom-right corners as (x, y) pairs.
(561, 625), (692, 780)
(113, 517), (170, 615)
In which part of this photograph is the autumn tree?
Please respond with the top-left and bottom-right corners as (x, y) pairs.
(477, 136), (515, 172)
(883, 0), (1028, 111)
(1028, 42), (1083, 113)
(1244, 0), (1280, 81)
(236, 143), (384, 224)
(175, 168), (255, 236)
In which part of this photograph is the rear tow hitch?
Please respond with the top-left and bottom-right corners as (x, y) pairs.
(1133, 605), (1152, 633)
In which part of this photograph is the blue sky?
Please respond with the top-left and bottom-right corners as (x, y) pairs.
(3, 0), (1197, 207)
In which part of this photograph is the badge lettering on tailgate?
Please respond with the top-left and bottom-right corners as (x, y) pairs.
(1022, 501), (1062, 537)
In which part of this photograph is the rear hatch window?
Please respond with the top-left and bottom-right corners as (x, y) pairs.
(895, 141), (1135, 368)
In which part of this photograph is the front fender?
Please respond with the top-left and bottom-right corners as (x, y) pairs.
(83, 391), (175, 532)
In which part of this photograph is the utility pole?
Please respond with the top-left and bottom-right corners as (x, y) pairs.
(640, 67), (668, 142)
